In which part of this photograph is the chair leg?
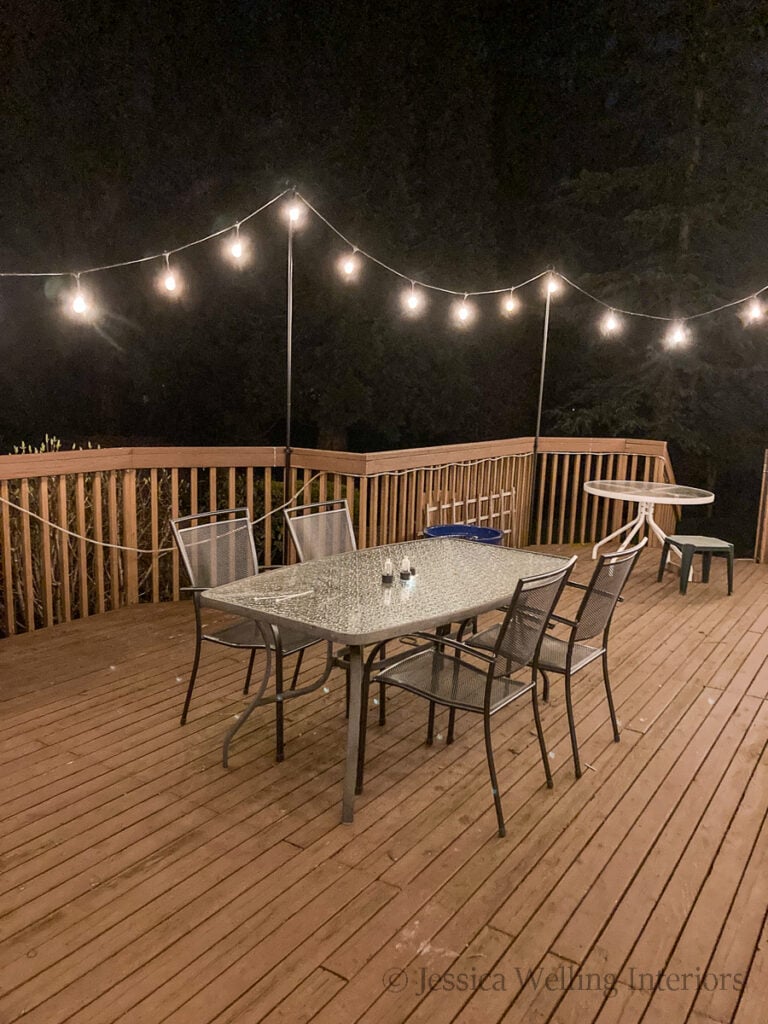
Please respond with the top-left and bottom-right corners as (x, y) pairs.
(275, 649), (285, 763)
(531, 685), (553, 791)
(563, 673), (582, 779)
(483, 712), (506, 837)
(540, 668), (551, 703)
(289, 648), (305, 690)
(657, 539), (671, 582)
(702, 552), (712, 583)
(602, 650), (620, 742)
(180, 633), (203, 725)
(679, 546), (694, 595)
(242, 648), (257, 695)
(727, 547), (734, 595)
(345, 668), (350, 719)
(378, 683), (386, 726)
(426, 702), (436, 745)
(447, 708), (456, 744)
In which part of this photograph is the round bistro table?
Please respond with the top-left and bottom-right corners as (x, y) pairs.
(584, 480), (714, 560)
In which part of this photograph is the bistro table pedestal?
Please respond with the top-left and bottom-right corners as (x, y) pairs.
(584, 480), (714, 560)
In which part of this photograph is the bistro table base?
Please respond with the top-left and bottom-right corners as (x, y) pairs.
(591, 500), (667, 560)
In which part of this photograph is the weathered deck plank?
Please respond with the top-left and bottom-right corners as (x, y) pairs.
(0, 547), (765, 1024)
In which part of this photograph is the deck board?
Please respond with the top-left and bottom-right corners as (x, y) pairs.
(0, 546), (766, 1024)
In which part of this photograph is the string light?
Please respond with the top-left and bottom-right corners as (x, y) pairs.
(284, 198), (305, 226)
(501, 289), (520, 316)
(600, 309), (622, 336)
(338, 249), (361, 282)
(3, 185), (768, 346)
(743, 297), (764, 324)
(452, 295), (476, 327)
(67, 274), (93, 319)
(401, 282), (425, 316)
(665, 321), (689, 348)
(545, 273), (562, 296)
(159, 253), (181, 296)
(223, 223), (251, 266)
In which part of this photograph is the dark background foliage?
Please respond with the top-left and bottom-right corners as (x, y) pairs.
(1, 0), (766, 549)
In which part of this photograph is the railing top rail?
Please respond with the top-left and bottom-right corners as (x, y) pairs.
(0, 437), (673, 481)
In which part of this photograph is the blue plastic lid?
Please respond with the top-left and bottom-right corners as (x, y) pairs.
(423, 523), (504, 544)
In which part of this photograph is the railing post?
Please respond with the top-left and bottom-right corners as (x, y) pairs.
(122, 468), (140, 604)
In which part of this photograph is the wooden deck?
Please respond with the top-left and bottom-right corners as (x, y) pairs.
(1, 546), (767, 1024)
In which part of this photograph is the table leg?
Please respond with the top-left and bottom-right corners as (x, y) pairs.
(342, 645), (364, 823)
(591, 509), (644, 559)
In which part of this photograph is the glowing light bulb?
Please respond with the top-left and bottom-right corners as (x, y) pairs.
(401, 285), (425, 315)
(601, 310), (621, 335)
(501, 290), (520, 316)
(164, 271), (177, 292)
(546, 274), (561, 296)
(337, 251), (361, 281)
(451, 297), (475, 326)
(230, 239), (243, 260)
(745, 297), (764, 323)
(285, 200), (305, 226)
(666, 321), (688, 348)
(72, 292), (88, 315)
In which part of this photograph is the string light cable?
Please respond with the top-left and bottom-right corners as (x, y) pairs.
(0, 183), (766, 330)
(0, 470), (322, 556)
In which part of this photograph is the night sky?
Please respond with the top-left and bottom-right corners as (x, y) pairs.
(2, 1), (767, 540)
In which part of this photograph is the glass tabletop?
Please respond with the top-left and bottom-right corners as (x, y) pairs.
(584, 480), (714, 504)
(201, 537), (569, 646)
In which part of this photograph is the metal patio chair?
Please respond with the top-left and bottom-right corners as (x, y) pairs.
(284, 499), (356, 563)
(171, 508), (327, 762)
(467, 538), (646, 779)
(356, 558), (576, 837)
(284, 499), (375, 715)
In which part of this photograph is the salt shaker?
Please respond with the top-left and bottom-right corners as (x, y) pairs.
(400, 556), (411, 581)
(382, 558), (394, 585)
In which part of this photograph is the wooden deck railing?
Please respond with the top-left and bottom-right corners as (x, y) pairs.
(0, 436), (676, 636)
(756, 449), (768, 564)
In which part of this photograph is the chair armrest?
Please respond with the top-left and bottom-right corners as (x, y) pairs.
(548, 612), (578, 628)
(180, 585), (206, 594)
(407, 631), (496, 665)
(565, 580), (588, 591)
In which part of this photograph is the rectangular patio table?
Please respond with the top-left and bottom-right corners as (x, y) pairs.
(201, 537), (568, 823)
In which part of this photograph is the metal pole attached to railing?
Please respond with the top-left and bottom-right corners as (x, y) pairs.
(283, 200), (295, 563)
(528, 282), (553, 544)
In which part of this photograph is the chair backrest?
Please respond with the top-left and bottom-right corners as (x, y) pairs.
(284, 500), (356, 563)
(171, 508), (259, 589)
(495, 557), (577, 672)
(574, 538), (647, 642)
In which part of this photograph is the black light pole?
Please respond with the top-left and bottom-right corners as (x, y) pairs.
(285, 211), (295, 487)
(528, 277), (554, 543)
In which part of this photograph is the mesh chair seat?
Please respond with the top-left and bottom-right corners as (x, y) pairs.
(537, 634), (603, 674)
(468, 623), (602, 675)
(376, 647), (533, 714)
(203, 618), (321, 656)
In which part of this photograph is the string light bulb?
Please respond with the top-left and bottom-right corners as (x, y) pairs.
(545, 273), (562, 296)
(451, 295), (476, 327)
(665, 321), (689, 348)
(338, 249), (361, 282)
(158, 253), (182, 296)
(401, 282), (425, 316)
(72, 284), (88, 315)
(284, 198), (306, 226)
(224, 224), (251, 266)
(744, 297), (764, 324)
(600, 309), (622, 336)
(501, 289), (520, 316)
